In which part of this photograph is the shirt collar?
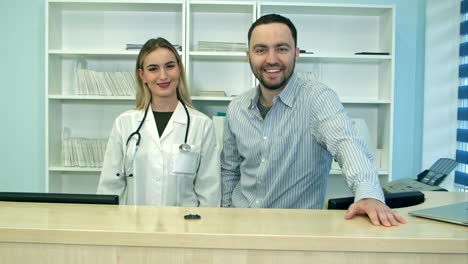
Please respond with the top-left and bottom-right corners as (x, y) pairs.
(248, 72), (299, 109)
(248, 88), (262, 109)
(278, 72), (299, 108)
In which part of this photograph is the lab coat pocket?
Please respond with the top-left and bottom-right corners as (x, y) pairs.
(172, 145), (200, 174)
(172, 144), (200, 206)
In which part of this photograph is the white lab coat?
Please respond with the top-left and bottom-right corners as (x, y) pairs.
(97, 102), (220, 206)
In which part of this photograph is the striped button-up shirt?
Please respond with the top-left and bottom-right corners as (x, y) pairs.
(221, 73), (384, 209)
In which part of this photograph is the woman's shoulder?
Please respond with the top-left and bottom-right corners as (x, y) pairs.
(187, 107), (212, 122)
(114, 108), (144, 123)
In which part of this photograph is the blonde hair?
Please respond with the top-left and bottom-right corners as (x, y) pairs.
(135, 38), (192, 110)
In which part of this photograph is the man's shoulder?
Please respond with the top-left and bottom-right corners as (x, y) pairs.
(296, 77), (332, 97)
(289, 76), (342, 112)
(229, 88), (256, 108)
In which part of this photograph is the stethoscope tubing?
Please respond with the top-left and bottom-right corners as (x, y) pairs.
(126, 101), (151, 147)
(117, 96), (191, 178)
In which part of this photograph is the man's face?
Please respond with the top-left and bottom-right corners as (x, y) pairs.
(247, 23), (299, 91)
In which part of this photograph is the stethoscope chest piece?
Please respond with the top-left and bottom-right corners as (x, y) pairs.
(179, 143), (191, 152)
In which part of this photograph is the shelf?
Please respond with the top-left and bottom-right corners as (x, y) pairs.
(49, 95), (226, 101)
(49, 166), (389, 176)
(192, 97), (391, 104)
(190, 0), (254, 5)
(48, 95), (391, 104)
(49, 0), (183, 3)
(48, 95), (135, 100)
(191, 96), (233, 101)
(49, 49), (138, 55)
(190, 1), (256, 12)
(260, 2), (393, 16)
(49, 166), (101, 173)
(48, 0), (184, 12)
(340, 98), (391, 104)
(48, 1), (184, 51)
(298, 53), (392, 63)
(49, 49), (183, 57)
(329, 169), (389, 175)
(46, 1), (394, 196)
(190, 51), (247, 58)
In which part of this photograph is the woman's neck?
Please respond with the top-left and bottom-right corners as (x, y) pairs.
(151, 96), (178, 112)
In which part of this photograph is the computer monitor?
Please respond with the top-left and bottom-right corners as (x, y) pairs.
(0, 192), (119, 205)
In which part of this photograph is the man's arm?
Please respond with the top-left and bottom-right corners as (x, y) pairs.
(220, 111), (242, 207)
(311, 87), (405, 226)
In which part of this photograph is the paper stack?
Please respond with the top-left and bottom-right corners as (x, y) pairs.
(74, 69), (136, 96)
(62, 138), (108, 168)
(126, 43), (182, 51)
(196, 41), (247, 52)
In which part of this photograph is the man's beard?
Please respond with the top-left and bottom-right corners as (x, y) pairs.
(251, 60), (295, 91)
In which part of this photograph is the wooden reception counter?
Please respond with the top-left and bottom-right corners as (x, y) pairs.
(0, 192), (466, 263)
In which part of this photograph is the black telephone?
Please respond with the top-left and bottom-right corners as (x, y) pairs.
(382, 158), (458, 193)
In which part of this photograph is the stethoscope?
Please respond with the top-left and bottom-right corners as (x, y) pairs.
(116, 96), (191, 178)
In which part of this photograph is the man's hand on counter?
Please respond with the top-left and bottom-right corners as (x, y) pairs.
(344, 198), (407, 227)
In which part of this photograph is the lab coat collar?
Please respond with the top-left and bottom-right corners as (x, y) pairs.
(171, 102), (189, 124)
(138, 103), (152, 122)
(159, 102), (188, 142)
(138, 103), (160, 148)
(136, 101), (189, 147)
(137, 101), (187, 123)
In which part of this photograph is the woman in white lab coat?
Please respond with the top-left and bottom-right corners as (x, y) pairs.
(97, 38), (220, 206)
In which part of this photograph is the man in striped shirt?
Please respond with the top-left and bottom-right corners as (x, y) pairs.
(221, 14), (405, 227)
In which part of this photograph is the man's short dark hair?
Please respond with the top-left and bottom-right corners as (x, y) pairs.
(247, 14), (297, 47)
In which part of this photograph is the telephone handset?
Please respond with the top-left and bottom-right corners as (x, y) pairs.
(382, 158), (457, 194)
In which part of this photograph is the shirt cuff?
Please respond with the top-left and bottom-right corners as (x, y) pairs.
(354, 182), (385, 204)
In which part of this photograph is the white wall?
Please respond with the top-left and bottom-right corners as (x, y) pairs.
(422, 0), (459, 190)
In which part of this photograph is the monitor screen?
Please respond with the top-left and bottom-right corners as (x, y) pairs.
(0, 192), (119, 205)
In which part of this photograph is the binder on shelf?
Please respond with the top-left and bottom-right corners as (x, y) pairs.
(61, 136), (107, 168)
(75, 69), (136, 96)
(73, 59), (136, 96)
(126, 43), (181, 51)
(196, 41), (247, 52)
(126, 44), (143, 50)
